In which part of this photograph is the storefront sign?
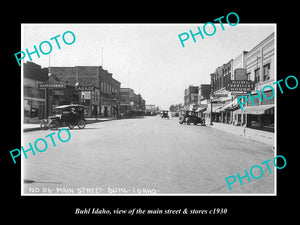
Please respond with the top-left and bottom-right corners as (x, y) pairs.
(50, 89), (64, 96)
(74, 86), (95, 92)
(81, 91), (91, 99)
(38, 83), (65, 88)
(226, 80), (255, 92)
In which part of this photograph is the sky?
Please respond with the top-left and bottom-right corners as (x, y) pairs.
(22, 24), (275, 109)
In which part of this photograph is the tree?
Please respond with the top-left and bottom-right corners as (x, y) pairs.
(169, 103), (183, 111)
(169, 104), (175, 111)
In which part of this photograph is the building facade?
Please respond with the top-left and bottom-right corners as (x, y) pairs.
(49, 66), (121, 118)
(23, 61), (48, 123)
(233, 32), (275, 132)
(120, 88), (134, 114)
(120, 88), (146, 115)
(184, 86), (198, 110)
(204, 32), (275, 132)
(232, 51), (248, 79)
(208, 59), (236, 124)
(197, 84), (211, 115)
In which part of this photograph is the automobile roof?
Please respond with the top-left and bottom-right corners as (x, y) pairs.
(54, 104), (84, 109)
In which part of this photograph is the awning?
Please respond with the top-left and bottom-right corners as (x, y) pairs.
(217, 99), (240, 112)
(196, 104), (208, 112)
(234, 104), (274, 115)
(205, 103), (224, 113)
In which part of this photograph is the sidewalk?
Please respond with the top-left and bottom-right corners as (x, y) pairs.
(23, 117), (116, 132)
(206, 122), (275, 148)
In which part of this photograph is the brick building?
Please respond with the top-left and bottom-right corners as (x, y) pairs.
(184, 85), (198, 110)
(120, 88), (146, 115)
(49, 66), (121, 117)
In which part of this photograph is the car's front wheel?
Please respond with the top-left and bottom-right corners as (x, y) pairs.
(49, 121), (59, 130)
(68, 123), (76, 129)
(77, 120), (86, 129)
(40, 121), (48, 130)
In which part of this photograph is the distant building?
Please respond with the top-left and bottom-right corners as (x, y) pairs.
(120, 88), (146, 114)
(184, 85), (198, 110)
(197, 84), (211, 115)
(198, 84), (211, 101)
(120, 88), (134, 114)
(146, 104), (156, 111)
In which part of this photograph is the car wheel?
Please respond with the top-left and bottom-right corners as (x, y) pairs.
(40, 121), (48, 130)
(49, 121), (59, 130)
(78, 120), (86, 129)
(68, 123), (76, 129)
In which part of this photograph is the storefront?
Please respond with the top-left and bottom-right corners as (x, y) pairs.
(38, 74), (80, 118)
(217, 98), (240, 124)
(204, 103), (223, 122)
(196, 104), (208, 118)
(101, 97), (119, 118)
(24, 81), (46, 123)
(24, 98), (45, 122)
(233, 104), (274, 132)
(77, 86), (100, 118)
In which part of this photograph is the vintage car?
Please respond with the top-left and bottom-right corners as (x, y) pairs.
(40, 104), (86, 130)
(179, 110), (205, 126)
(161, 110), (169, 119)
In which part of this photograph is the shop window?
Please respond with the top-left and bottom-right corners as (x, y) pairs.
(263, 63), (270, 81)
(261, 113), (274, 132)
(249, 114), (260, 128)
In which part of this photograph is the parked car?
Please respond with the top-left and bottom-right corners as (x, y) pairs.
(40, 104), (86, 130)
(179, 110), (205, 126)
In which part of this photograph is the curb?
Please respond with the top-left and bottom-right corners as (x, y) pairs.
(23, 127), (41, 132)
(206, 124), (274, 148)
(23, 118), (117, 132)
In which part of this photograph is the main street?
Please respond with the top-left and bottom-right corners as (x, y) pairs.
(22, 116), (275, 195)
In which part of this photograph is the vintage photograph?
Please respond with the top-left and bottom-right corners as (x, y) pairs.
(21, 23), (276, 195)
